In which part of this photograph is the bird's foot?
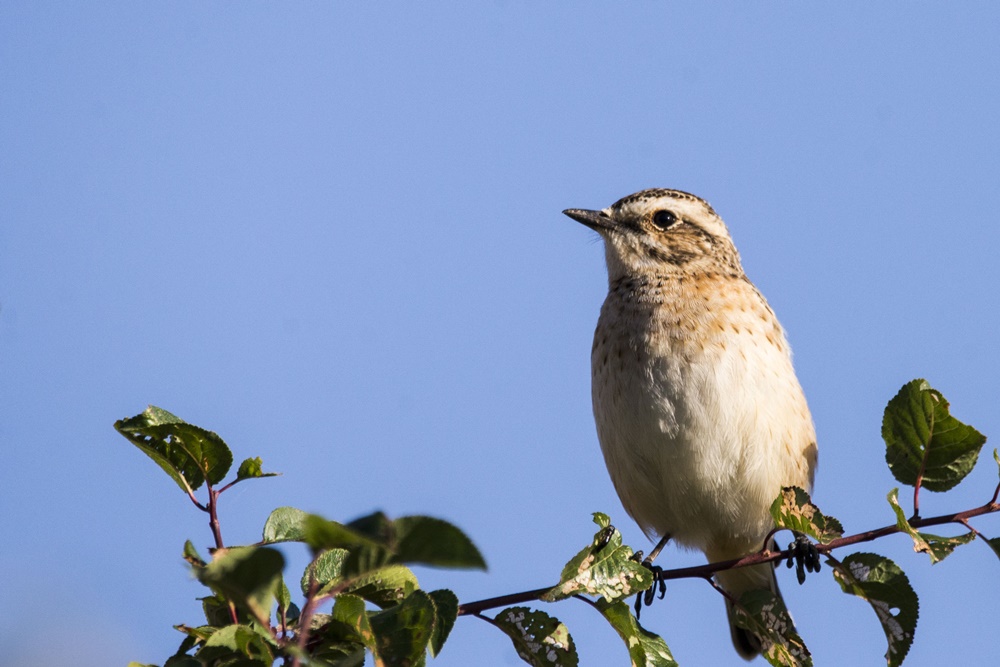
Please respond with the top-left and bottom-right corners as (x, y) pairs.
(629, 551), (667, 619)
(785, 532), (821, 585)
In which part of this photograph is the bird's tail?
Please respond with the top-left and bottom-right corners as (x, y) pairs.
(716, 560), (784, 661)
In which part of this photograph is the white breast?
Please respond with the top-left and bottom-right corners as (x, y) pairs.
(591, 276), (816, 556)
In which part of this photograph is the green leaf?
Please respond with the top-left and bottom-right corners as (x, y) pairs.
(493, 606), (578, 667)
(830, 553), (918, 667)
(308, 640), (367, 667)
(262, 506), (310, 543)
(330, 593), (375, 646)
(594, 599), (678, 667)
(183, 540), (206, 568)
(304, 514), (387, 552)
(302, 548), (349, 594)
(235, 456), (279, 481)
(427, 589), (459, 658)
(163, 656), (201, 667)
(275, 577), (293, 621)
(886, 488), (976, 564)
(345, 565), (420, 609)
(732, 590), (811, 667)
(304, 549), (422, 608)
(984, 536), (1000, 561)
(115, 406), (234, 492)
(769, 487), (844, 542)
(197, 546), (285, 624)
(368, 589), (437, 667)
(882, 379), (986, 492)
(542, 512), (652, 603)
(198, 595), (234, 627)
(994, 448), (1000, 476)
(196, 624), (275, 665)
(127, 663), (159, 667)
(393, 516), (487, 570)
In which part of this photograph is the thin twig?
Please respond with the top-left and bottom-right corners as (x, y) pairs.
(291, 573), (321, 667)
(207, 487), (225, 551)
(456, 499), (999, 617)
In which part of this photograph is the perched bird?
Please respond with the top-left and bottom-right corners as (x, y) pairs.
(564, 188), (817, 659)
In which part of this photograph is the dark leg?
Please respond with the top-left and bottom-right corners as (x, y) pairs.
(785, 532), (821, 584)
(633, 534), (671, 618)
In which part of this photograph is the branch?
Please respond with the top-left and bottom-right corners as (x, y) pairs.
(457, 499), (999, 617)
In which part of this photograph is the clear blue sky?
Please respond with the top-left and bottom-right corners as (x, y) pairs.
(2, 3), (998, 666)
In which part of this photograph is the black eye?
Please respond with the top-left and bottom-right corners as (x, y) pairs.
(652, 210), (679, 230)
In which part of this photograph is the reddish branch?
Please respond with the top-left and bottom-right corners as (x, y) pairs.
(457, 498), (999, 617)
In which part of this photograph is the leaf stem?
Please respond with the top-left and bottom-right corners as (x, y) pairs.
(290, 571), (321, 667)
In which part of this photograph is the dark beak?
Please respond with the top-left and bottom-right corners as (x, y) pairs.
(563, 208), (612, 231)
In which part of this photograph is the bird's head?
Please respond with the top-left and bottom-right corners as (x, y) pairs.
(564, 188), (743, 282)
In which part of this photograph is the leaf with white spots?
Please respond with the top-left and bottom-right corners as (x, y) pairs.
(595, 599), (678, 667)
(886, 488), (975, 564)
(829, 553), (918, 667)
(882, 379), (986, 492)
(732, 590), (811, 667)
(770, 486), (844, 543)
(541, 513), (652, 603)
(493, 607), (578, 667)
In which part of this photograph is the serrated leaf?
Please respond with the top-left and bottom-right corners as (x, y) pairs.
(428, 589), (459, 658)
(346, 565), (420, 609)
(115, 406), (233, 492)
(886, 489), (976, 564)
(394, 516), (487, 570)
(542, 512), (652, 603)
(882, 379), (986, 492)
(368, 589), (437, 667)
(595, 599), (677, 667)
(302, 549), (350, 594)
(770, 487), (844, 542)
(196, 623), (275, 665)
(197, 547), (285, 624)
(732, 590), (811, 667)
(830, 553), (918, 667)
(236, 456), (279, 481)
(493, 607), (578, 667)
(262, 506), (309, 543)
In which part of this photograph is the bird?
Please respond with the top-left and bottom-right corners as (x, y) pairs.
(564, 188), (817, 660)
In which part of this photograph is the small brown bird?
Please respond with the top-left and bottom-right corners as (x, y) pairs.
(565, 188), (817, 659)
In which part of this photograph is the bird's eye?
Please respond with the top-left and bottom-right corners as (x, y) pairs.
(652, 210), (679, 230)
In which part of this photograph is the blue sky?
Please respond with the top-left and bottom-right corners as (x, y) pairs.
(2, 3), (999, 666)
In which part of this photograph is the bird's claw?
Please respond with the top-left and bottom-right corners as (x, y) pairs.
(785, 532), (821, 585)
(632, 558), (667, 619)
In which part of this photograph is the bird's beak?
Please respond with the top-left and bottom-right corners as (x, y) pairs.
(563, 208), (612, 232)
